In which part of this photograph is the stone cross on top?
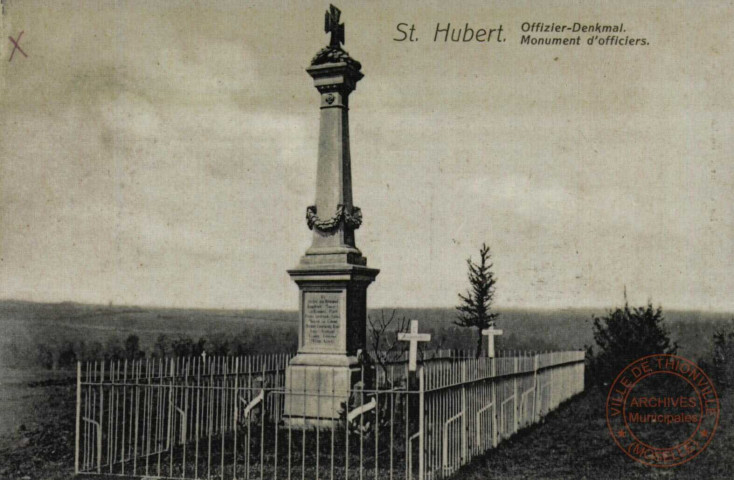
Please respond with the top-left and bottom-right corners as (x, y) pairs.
(398, 319), (431, 372)
(325, 4), (345, 47)
(482, 325), (503, 358)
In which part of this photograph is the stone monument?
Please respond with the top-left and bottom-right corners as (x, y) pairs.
(283, 5), (379, 426)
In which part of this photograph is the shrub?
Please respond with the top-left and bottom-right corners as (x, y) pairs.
(588, 300), (676, 385)
(104, 337), (124, 361)
(712, 326), (734, 389)
(124, 334), (145, 361)
(152, 334), (170, 358)
(171, 335), (195, 357)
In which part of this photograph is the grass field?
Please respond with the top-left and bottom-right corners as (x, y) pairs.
(455, 386), (734, 479)
(0, 372), (75, 479)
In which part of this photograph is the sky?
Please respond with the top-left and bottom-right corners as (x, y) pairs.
(1, 0), (732, 311)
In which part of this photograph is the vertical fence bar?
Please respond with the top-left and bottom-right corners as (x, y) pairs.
(168, 359), (175, 477)
(98, 361), (104, 473)
(286, 357), (291, 480)
(374, 390), (379, 480)
(512, 356), (519, 434)
(120, 360), (127, 475)
(418, 367), (425, 480)
(403, 363), (408, 480)
(316, 366), (321, 480)
(461, 362), (467, 467)
(221, 358), (226, 480)
(274, 361), (281, 480)
(389, 372), (394, 480)
(495, 358), (500, 442)
(331, 368), (336, 480)
(108, 361), (115, 473)
(194, 357), (201, 479)
(75, 361), (81, 474)
(359, 365), (364, 480)
(207, 358), (213, 480)
(233, 357), (239, 480)
(133, 361), (140, 475)
(260, 360), (266, 480)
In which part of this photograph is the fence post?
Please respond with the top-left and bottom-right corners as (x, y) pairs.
(533, 355), (540, 423)
(418, 366), (425, 480)
(461, 361), (467, 465)
(491, 357), (498, 447)
(98, 361), (104, 473)
(551, 355), (556, 409)
(75, 361), (81, 474)
(167, 360), (174, 453)
(232, 357), (239, 480)
(513, 356), (519, 434)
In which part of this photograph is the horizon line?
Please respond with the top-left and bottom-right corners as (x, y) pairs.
(1, 297), (733, 316)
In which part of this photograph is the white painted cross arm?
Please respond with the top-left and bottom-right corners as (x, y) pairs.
(398, 319), (431, 372)
(481, 325), (503, 359)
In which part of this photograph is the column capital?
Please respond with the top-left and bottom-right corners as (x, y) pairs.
(307, 60), (364, 95)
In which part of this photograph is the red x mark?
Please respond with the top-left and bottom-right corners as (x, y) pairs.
(8, 31), (28, 62)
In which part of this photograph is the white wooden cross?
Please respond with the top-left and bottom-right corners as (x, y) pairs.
(481, 325), (503, 358)
(398, 319), (431, 372)
(201, 350), (207, 362)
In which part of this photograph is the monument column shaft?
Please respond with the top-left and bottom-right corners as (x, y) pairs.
(303, 62), (363, 261)
(312, 90), (355, 249)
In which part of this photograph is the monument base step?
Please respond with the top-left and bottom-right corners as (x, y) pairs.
(283, 361), (360, 427)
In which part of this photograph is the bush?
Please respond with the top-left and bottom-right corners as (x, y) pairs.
(205, 333), (231, 356)
(124, 335), (145, 361)
(588, 300), (676, 385)
(36, 343), (54, 369)
(104, 337), (124, 361)
(57, 341), (77, 368)
(712, 326), (734, 389)
(171, 335), (195, 357)
(152, 334), (170, 358)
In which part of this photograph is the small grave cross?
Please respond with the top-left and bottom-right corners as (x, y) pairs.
(201, 350), (207, 362)
(481, 325), (503, 358)
(398, 319), (431, 372)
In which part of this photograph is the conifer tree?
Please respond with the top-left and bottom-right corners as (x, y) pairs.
(455, 243), (499, 358)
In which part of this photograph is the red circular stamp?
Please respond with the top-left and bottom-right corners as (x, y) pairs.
(606, 354), (720, 467)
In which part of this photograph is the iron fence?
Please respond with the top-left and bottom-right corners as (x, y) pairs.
(76, 350), (584, 479)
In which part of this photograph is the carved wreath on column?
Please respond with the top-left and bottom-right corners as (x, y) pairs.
(306, 204), (362, 232)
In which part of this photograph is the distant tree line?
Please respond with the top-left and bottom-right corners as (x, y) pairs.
(33, 325), (298, 370)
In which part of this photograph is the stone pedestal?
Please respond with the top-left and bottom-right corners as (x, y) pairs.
(283, 16), (377, 427)
(284, 265), (378, 426)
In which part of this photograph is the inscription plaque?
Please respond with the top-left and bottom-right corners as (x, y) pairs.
(303, 292), (341, 348)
